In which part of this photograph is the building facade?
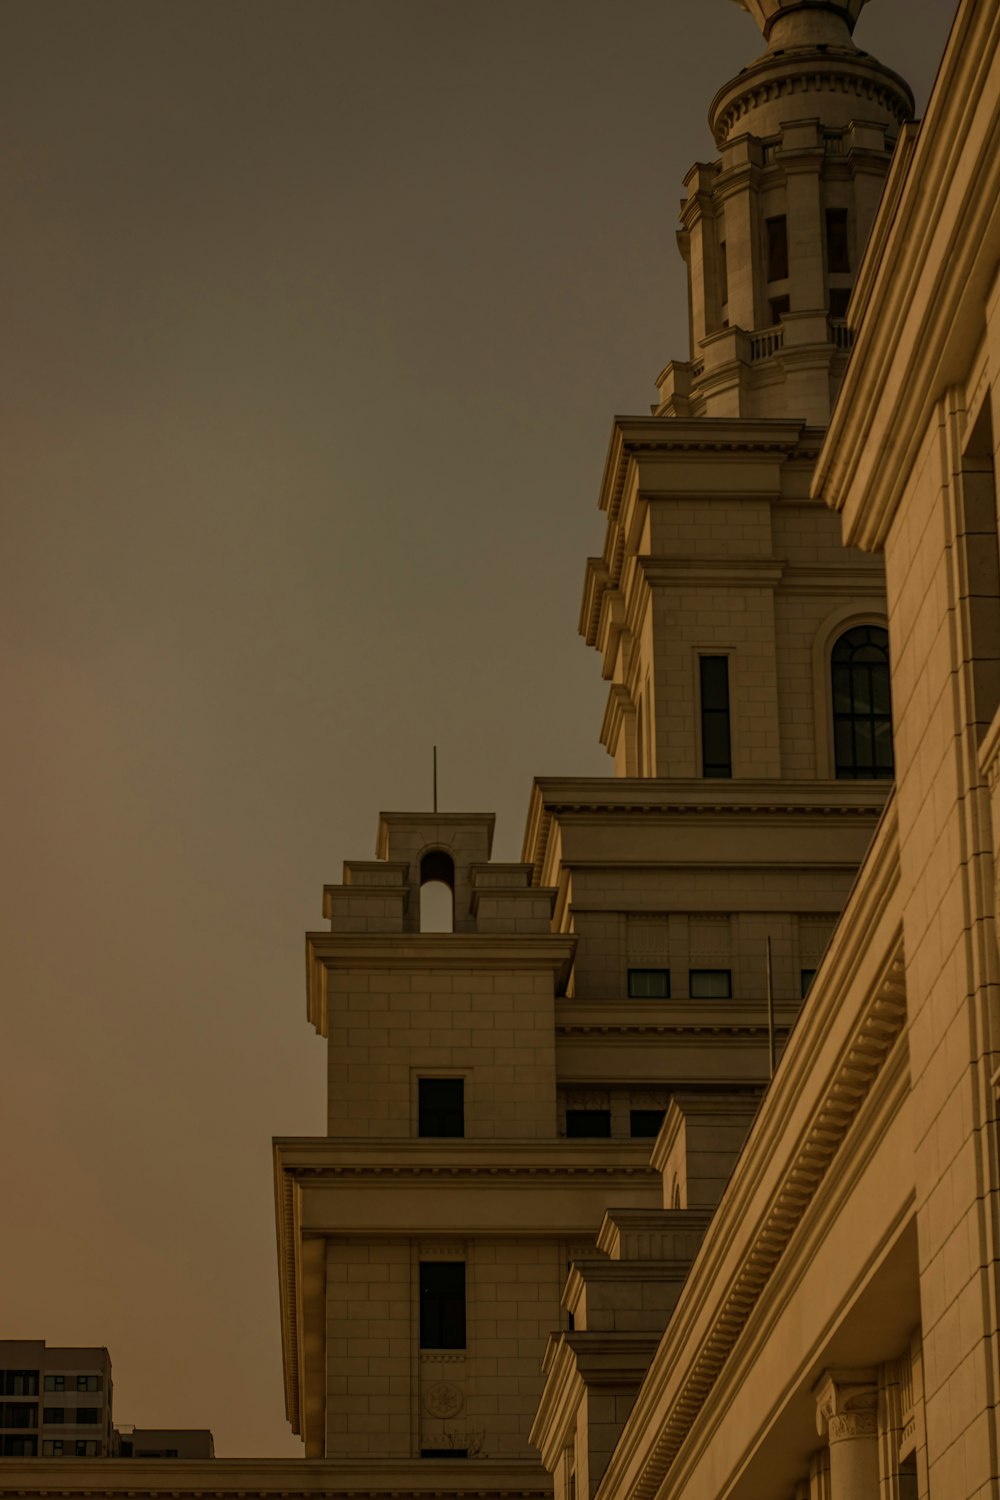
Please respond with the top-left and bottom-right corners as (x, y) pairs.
(6, 1), (1000, 1498)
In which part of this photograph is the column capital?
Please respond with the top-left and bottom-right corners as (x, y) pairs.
(814, 1368), (878, 1442)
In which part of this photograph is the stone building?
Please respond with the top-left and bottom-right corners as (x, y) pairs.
(5, 1), (1000, 1498)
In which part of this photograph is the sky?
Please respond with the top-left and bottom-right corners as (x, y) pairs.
(1, 0), (957, 1459)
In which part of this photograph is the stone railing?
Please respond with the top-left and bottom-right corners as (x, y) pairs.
(749, 325), (784, 361)
(829, 318), (855, 350)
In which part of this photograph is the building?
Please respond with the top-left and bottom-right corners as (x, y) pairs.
(5, 0), (1000, 1497)
(0, 1342), (113, 1459)
(0, 1342), (213, 1465)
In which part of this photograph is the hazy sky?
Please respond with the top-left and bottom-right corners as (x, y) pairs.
(2, 0), (956, 1458)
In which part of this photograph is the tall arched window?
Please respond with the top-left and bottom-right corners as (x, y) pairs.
(419, 850), (455, 933)
(831, 625), (893, 779)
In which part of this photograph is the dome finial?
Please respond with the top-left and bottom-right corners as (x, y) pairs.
(729, 0), (871, 46)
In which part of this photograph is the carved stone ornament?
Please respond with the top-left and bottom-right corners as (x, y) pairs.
(814, 1370), (878, 1441)
(423, 1381), (464, 1419)
(828, 1411), (878, 1443)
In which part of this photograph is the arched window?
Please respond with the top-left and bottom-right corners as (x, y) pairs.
(831, 625), (893, 779)
(419, 850), (455, 933)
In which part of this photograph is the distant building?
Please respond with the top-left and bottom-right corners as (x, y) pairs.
(114, 1428), (215, 1460)
(0, 1342), (212, 1461)
(0, 1341), (113, 1458)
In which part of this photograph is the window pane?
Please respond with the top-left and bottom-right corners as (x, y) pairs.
(419, 1262), (466, 1349)
(700, 657), (732, 778)
(689, 968), (732, 999)
(826, 208), (849, 272)
(766, 216), (789, 280)
(418, 1078), (464, 1138)
(800, 969), (816, 997)
(565, 1109), (612, 1138)
(627, 968), (670, 999)
(630, 1109), (665, 1138)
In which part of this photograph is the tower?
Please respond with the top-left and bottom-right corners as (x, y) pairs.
(274, 1), (910, 1493)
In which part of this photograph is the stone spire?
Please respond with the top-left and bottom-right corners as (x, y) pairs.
(654, 0), (912, 425)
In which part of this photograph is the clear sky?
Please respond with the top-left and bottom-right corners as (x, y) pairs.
(1, 0), (957, 1458)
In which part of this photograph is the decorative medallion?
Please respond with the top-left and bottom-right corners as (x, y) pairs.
(423, 1381), (464, 1419)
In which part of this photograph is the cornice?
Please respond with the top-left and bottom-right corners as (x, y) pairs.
(0, 1457), (553, 1500)
(274, 1138), (659, 1183)
(709, 50), (912, 148)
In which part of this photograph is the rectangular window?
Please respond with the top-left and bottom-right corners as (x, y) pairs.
(42, 1440), (64, 1456)
(76, 1408), (101, 1424)
(44, 1375), (65, 1392)
(768, 294), (790, 326)
(0, 1403), (37, 1428)
(801, 968), (816, 997)
(766, 216), (788, 281)
(689, 968), (732, 999)
(699, 657), (732, 778)
(630, 1109), (665, 1138)
(627, 968), (670, 999)
(418, 1077), (464, 1138)
(829, 287), (850, 319)
(565, 1109), (612, 1138)
(421, 1449), (468, 1459)
(1, 1370), (39, 1396)
(826, 208), (849, 272)
(43, 1407), (64, 1424)
(2, 1437), (38, 1456)
(75, 1375), (100, 1392)
(419, 1261), (466, 1349)
(75, 1440), (99, 1457)
(719, 240), (728, 307)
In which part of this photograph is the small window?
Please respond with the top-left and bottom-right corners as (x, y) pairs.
(76, 1407), (101, 1424)
(829, 287), (850, 319)
(419, 1261), (466, 1349)
(418, 1077), (464, 1137)
(719, 239), (729, 307)
(826, 208), (850, 273)
(119, 1440), (134, 1456)
(76, 1374), (100, 1392)
(801, 968), (816, 997)
(630, 1109), (665, 1138)
(421, 1449), (468, 1459)
(700, 657), (732, 778)
(2, 1370), (39, 1396)
(832, 625), (893, 779)
(689, 969), (732, 999)
(565, 1109), (612, 1138)
(420, 850), (455, 933)
(769, 294), (790, 326)
(42, 1440), (64, 1456)
(2, 1403), (38, 1428)
(766, 216), (789, 281)
(627, 968), (670, 999)
(75, 1440), (99, 1457)
(44, 1375), (65, 1392)
(44, 1407), (65, 1424)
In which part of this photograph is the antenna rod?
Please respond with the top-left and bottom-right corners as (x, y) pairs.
(765, 936), (776, 1079)
(433, 746), (438, 814)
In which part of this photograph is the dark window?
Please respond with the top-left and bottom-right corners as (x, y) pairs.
(2, 1437), (38, 1456)
(421, 1449), (468, 1458)
(76, 1408), (101, 1424)
(832, 626), (893, 779)
(419, 1262), (466, 1349)
(1, 1370), (39, 1396)
(719, 240), (728, 307)
(627, 968), (670, 999)
(43, 1408), (64, 1424)
(418, 1077), (464, 1137)
(829, 287), (851, 319)
(119, 1440), (133, 1456)
(689, 969), (732, 999)
(826, 208), (850, 272)
(630, 1109), (665, 1138)
(565, 1109), (612, 1138)
(74, 1439), (98, 1456)
(1, 1403), (38, 1427)
(420, 849), (455, 933)
(769, 294), (790, 325)
(43, 1376), (65, 1392)
(75, 1375), (100, 1392)
(699, 657), (732, 778)
(42, 1440), (64, 1456)
(766, 216), (788, 281)
(801, 968), (817, 997)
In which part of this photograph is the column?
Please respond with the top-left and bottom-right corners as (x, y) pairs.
(814, 1370), (879, 1499)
